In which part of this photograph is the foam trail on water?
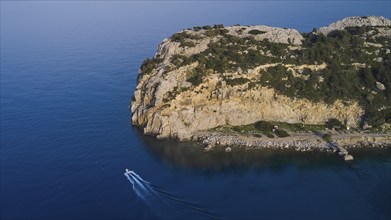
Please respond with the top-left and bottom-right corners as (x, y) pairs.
(124, 172), (166, 216)
(130, 171), (151, 184)
(152, 187), (218, 218)
(132, 174), (215, 216)
(124, 173), (134, 185)
(124, 171), (220, 219)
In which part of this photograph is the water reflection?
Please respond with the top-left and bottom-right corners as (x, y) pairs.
(134, 128), (341, 170)
(133, 127), (391, 171)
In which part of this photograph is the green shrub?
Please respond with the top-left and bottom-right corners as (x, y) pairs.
(171, 32), (201, 47)
(219, 28), (229, 35)
(204, 30), (220, 37)
(193, 26), (202, 31)
(187, 75), (203, 86)
(322, 133), (332, 142)
(325, 118), (346, 130)
(171, 32), (189, 42)
(213, 24), (224, 29)
(274, 129), (290, 137)
(163, 87), (179, 102)
(139, 58), (161, 79)
(186, 67), (206, 86)
(238, 27), (246, 34)
(181, 41), (195, 48)
(225, 77), (249, 86)
(171, 54), (186, 66)
(254, 121), (274, 133)
(248, 29), (266, 35)
(266, 133), (275, 138)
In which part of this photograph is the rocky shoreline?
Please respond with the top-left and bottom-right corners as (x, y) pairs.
(195, 131), (391, 159)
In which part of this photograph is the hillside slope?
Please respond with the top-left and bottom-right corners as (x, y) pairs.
(131, 16), (391, 141)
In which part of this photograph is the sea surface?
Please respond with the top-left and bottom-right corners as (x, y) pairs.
(1, 1), (391, 219)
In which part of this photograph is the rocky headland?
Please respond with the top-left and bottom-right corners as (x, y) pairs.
(130, 16), (391, 157)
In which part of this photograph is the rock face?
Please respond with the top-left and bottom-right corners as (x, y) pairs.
(376, 81), (386, 91)
(132, 73), (363, 140)
(317, 16), (391, 36)
(225, 25), (304, 45)
(131, 16), (391, 141)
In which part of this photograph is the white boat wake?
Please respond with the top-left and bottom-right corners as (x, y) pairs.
(124, 170), (218, 219)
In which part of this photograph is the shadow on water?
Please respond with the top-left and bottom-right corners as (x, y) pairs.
(131, 128), (391, 171)
(131, 128), (391, 219)
(349, 147), (391, 161)
(133, 127), (391, 171)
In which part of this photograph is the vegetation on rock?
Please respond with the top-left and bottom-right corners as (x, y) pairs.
(138, 58), (162, 81)
(168, 25), (391, 128)
(132, 17), (391, 140)
(322, 133), (333, 143)
(248, 30), (266, 35)
(325, 118), (346, 130)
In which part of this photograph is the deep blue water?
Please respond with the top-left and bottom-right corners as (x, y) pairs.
(1, 1), (391, 219)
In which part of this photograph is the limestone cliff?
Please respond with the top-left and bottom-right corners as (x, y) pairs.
(317, 16), (391, 36)
(131, 16), (391, 141)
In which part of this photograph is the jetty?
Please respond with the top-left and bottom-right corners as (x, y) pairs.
(330, 142), (354, 161)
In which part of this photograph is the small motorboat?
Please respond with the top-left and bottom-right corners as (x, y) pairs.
(125, 169), (132, 174)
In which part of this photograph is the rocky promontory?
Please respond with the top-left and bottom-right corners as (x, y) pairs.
(131, 16), (391, 151)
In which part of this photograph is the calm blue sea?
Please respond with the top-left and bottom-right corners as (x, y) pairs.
(1, 1), (391, 219)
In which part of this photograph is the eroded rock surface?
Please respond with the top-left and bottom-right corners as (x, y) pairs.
(131, 16), (391, 141)
(317, 16), (391, 36)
